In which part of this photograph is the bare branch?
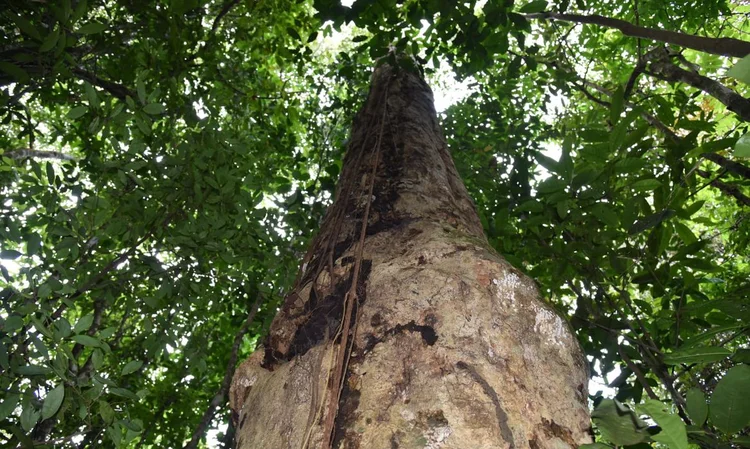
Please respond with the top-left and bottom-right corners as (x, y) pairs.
(211, 0), (243, 34)
(525, 11), (750, 58)
(701, 152), (750, 180)
(71, 68), (135, 101)
(644, 47), (750, 122)
(697, 169), (750, 207)
(4, 148), (77, 161)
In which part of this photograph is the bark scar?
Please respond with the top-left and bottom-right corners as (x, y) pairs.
(456, 361), (515, 449)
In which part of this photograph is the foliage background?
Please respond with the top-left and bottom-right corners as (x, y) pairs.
(0, 0), (749, 448)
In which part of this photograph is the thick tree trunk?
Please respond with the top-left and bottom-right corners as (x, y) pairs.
(230, 61), (591, 448)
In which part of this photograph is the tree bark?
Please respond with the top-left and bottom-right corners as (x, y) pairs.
(229, 61), (591, 448)
(524, 12), (750, 58)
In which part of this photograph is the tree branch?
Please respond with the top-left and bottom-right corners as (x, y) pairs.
(71, 68), (135, 101)
(701, 152), (750, 179)
(4, 148), (77, 161)
(525, 11), (750, 58)
(211, 0), (243, 34)
(644, 47), (750, 122)
(696, 169), (750, 207)
(182, 297), (263, 449)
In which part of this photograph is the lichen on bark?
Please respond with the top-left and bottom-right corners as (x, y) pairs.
(230, 60), (591, 449)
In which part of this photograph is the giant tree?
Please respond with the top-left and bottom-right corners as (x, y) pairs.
(229, 56), (591, 448)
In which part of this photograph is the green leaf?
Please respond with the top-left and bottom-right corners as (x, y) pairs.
(121, 360), (143, 376)
(78, 22), (108, 34)
(15, 365), (52, 376)
(727, 54), (750, 85)
(27, 233), (42, 256)
(1, 249), (22, 259)
(663, 346), (732, 365)
(39, 27), (61, 52)
(519, 0), (547, 13)
(615, 157), (647, 173)
(686, 388), (708, 426)
(591, 399), (651, 446)
(13, 14), (42, 40)
(638, 399), (688, 449)
(136, 79), (147, 104)
(41, 384), (65, 420)
(46, 161), (55, 184)
(72, 335), (101, 347)
(142, 103), (166, 115)
(709, 365), (750, 434)
(735, 132), (750, 158)
(20, 404), (39, 431)
(734, 348), (750, 364)
(0, 62), (30, 83)
(631, 178), (662, 192)
(0, 393), (20, 421)
(629, 209), (674, 235)
(67, 105), (89, 119)
(286, 27), (300, 41)
(110, 387), (140, 401)
(610, 107), (641, 152)
(85, 82), (99, 108)
(73, 314), (94, 334)
(673, 222), (697, 244)
(99, 400), (115, 424)
(682, 325), (742, 348)
(591, 203), (620, 228)
(610, 85), (624, 125)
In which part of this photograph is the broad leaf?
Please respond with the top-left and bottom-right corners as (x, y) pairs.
(710, 365), (750, 434)
(42, 384), (65, 420)
(638, 399), (688, 449)
(686, 388), (708, 426)
(591, 399), (651, 446)
(663, 346), (732, 365)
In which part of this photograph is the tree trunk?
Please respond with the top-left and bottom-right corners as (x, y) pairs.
(229, 60), (591, 449)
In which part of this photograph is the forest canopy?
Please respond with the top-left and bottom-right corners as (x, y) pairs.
(1, 0), (749, 448)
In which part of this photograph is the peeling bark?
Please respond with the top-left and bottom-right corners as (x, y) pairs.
(230, 61), (591, 448)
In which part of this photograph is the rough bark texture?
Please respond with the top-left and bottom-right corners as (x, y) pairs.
(230, 62), (591, 449)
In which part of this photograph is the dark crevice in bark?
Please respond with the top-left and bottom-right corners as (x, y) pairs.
(362, 320), (439, 353)
(332, 379), (363, 447)
(456, 361), (515, 449)
(264, 260), (373, 366)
